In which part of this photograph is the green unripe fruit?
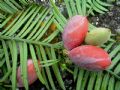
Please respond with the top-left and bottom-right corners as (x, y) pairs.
(85, 28), (111, 46)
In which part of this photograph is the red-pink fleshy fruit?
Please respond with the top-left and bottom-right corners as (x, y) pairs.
(68, 45), (111, 71)
(62, 15), (88, 50)
(17, 59), (40, 87)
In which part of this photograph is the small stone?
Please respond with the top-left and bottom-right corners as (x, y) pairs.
(108, 12), (113, 16)
(116, 28), (120, 35)
(96, 22), (99, 25)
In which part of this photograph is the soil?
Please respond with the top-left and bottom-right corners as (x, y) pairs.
(89, 5), (120, 34)
(19, 2), (120, 90)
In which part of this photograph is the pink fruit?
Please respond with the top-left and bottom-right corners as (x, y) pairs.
(62, 15), (88, 50)
(17, 59), (40, 87)
(68, 45), (111, 71)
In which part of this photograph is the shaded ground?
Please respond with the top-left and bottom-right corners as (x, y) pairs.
(89, 5), (120, 34)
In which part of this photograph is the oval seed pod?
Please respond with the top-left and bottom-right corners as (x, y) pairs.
(85, 27), (111, 46)
(17, 59), (40, 87)
(62, 15), (88, 50)
(68, 45), (111, 71)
